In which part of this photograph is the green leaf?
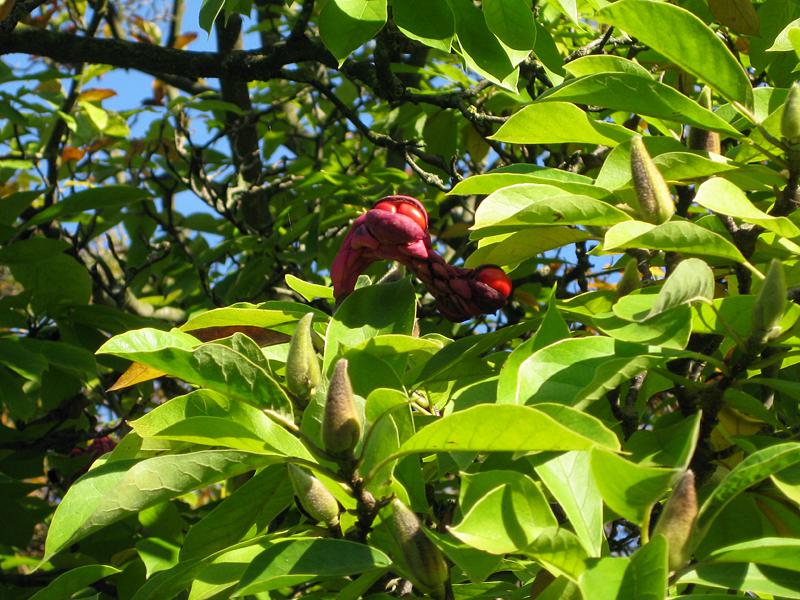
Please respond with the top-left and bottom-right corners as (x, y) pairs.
(129, 390), (309, 458)
(590, 449), (677, 525)
(12, 254), (92, 312)
(593, 305), (692, 350)
(694, 177), (800, 238)
(233, 538), (392, 595)
(80, 100), (108, 131)
(180, 305), (323, 331)
(620, 535), (668, 600)
(181, 465), (294, 560)
(199, 0), (224, 33)
(538, 73), (741, 136)
(598, 0), (753, 108)
(425, 530), (502, 583)
(524, 527), (588, 580)
(447, 0), (519, 89)
(98, 329), (293, 417)
(465, 227), (593, 268)
(368, 404), (620, 478)
(26, 185), (150, 226)
(677, 563), (800, 598)
(449, 172), (613, 199)
(319, 0), (388, 63)
(29, 564), (121, 600)
(285, 274), (334, 301)
(491, 102), (635, 146)
(393, 0), (454, 51)
(564, 55), (652, 79)
(626, 413), (701, 470)
(43, 450), (279, 562)
(646, 258), (714, 320)
(579, 556), (629, 599)
(359, 389), (415, 495)
(451, 470), (556, 554)
(697, 443), (800, 540)
(707, 538), (800, 571)
(602, 220), (748, 264)
(482, 0), (535, 53)
(515, 336), (656, 406)
(536, 452), (603, 557)
(323, 279), (416, 372)
(768, 18), (800, 52)
(472, 184), (631, 237)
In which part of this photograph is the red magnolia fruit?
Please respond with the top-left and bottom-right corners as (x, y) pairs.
(331, 195), (512, 321)
(331, 195), (432, 299)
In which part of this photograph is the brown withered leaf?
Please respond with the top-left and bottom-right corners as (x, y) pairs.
(106, 326), (290, 392)
(77, 88), (117, 103)
(61, 147), (86, 163)
(173, 32), (198, 49)
(108, 362), (165, 392)
(709, 0), (759, 36)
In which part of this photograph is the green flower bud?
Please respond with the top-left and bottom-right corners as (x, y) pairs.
(322, 359), (361, 456)
(616, 259), (642, 299)
(287, 463), (340, 527)
(652, 470), (698, 571)
(752, 259), (787, 344)
(390, 499), (448, 597)
(285, 313), (321, 404)
(688, 87), (721, 154)
(781, 82), (800, 146)
(630, 135), (675, 224)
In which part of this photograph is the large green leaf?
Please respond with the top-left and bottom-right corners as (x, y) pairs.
(447, 0), (519, 89)
(466, 227), (593, 268)
(491, 102), (635, 146)
(538, 73), (740, 136)
(393, 0), (454, 51)
(602, 220), (748, 264)
(319, 0), (388, 63)
(323, 279), (416, 372)
(677, 563), (800, 598)
(694, 177), (800, 238)
(536, 452), (604, 557)
(44, 450), (279, 562)
(707, 538), (800, 571)
(97, 329), (293, 417)
(180, 465), (294, 561)
(591, 449), (677, 526)
(645, 258), (715, 320)
(29, 564), (121, 600)
(25, 185), (150, 226)
(233, 538), (392, 595)
(472, 183), (631, 237)
(598, 0), (753, 108)
(482, 0), (535, 54)
(449, 172), (612, 199)
(697, 443), (800, 540)
(451, 470), (556, 554)
(619, 535), (668, 600)
(366, 404), (620, 481)
(129, 389), (309, 458)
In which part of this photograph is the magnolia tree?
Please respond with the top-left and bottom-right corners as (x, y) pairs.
(2, 0), (800, 598)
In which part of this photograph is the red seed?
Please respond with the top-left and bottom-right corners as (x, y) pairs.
(476, 267), (512, 298)
(396, 201), (428, 230)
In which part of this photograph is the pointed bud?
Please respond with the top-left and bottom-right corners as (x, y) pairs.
(781, 83), (800, 145)
(287, 463), (340, 527)
(752, 259), (787, 344)
(616, 259), (642, 299)
(322, 359), (361, 456)
(630, 136), (675, 224)
(688, 88), (721, 154)
(390, 499), (448, 596)
(652, 470), (697, 571)
(285, 313), (321, 404)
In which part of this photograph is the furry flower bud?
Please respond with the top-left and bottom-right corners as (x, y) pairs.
(652, 470), (698, 571)
(688, 87), (721, 154)
(287, 463), (340, 527)
(285, 313), (321, 404)
(322, 359), (361, 456)
(782, 82), (800, 145)
(631, 135), (675, 224)
(390, 499), (448, 597)
(751, 259), (786, 344)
